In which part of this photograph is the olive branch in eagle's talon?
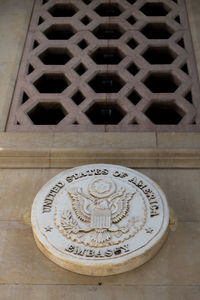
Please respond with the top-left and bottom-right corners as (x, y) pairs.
(61, 210), (92, 234)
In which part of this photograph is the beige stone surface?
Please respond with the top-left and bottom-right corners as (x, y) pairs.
(157, 150), (200, 169)
(157, 132), (200, 149)
(0, 221), (199, 285)
(0, 285), (199, 300)
(142, 169), (200, 222)
(0, 169), (59, 221)
(0, 62), (16, 87)
(0, 132), (200, 168)
(49, 149), (159, 169)
(52, 133), (157, 149)
(0, 156), (50, 168)
(187, 0), (200, 79)
(0, 133), (53, 150)
(0, 63), (19, 133)
(0, 83), (14, 133)
(0, 0), (34, 131)
(0, 11), (32, 64)
(0, 0), (34, 15)
(0, 132), (156, 150)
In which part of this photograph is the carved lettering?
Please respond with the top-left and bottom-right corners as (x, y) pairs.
(114, 248), (122, 255)
(95, 250), (104, 257)
(120, 244), (129, 252)
(150, 205), (159, 217)
(66, 176), (73, 183)
(42, 181), (65, 213)
(105, 249), (113, 257)
(65, 245), (75, 252)
(65, 244), (129, 258)
(42, 199), (53, 213)
(94, 169), (102, 175)
(73, 247), (86, 256)
(113, 171), (128, 178)
(57, 181), (65, 188)
(65, 169), (109, 183)
(102, 169), (109, 175)
(128, 177), (160, 217)
(86, 249), (95, 257)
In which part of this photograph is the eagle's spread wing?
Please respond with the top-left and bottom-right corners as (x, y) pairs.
(68, 188), (91, 223)
(111, 192), (134, 223)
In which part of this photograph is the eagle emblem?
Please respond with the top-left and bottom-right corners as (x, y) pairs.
(55, 178), (136, 246)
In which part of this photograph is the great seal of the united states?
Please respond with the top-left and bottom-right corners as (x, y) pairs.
(31, 164), (169, 276)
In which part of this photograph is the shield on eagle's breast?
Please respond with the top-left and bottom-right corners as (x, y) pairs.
(91, 208), (111, 229)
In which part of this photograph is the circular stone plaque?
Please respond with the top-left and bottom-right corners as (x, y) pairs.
(31, 164), (169, 276)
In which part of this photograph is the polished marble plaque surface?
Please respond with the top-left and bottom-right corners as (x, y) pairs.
(31, 164), (169, 276)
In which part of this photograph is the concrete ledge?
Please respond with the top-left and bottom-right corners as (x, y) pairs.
(0, 132), (199, 168)
(0, 285), (199, 300)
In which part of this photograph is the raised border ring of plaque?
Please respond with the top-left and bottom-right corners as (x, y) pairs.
(31, 164), (169, 276)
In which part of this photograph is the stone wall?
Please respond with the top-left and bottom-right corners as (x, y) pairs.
(0, 0), (199, 299)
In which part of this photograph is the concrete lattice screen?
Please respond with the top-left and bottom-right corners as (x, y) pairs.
(6, 0), (200, 131)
